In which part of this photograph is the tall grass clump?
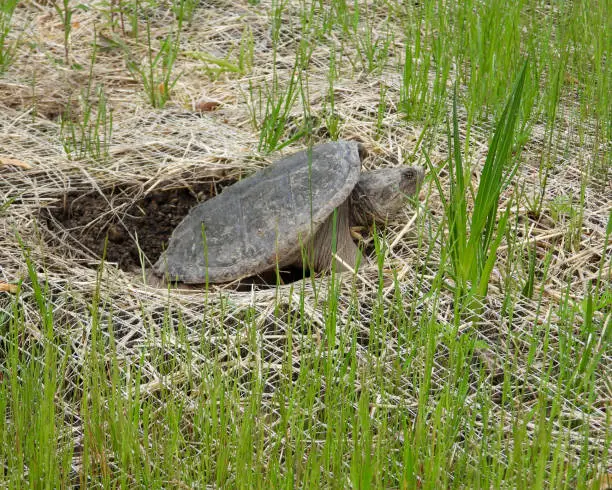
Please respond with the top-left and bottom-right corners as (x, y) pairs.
(430, 61), (528, 309)
(246, 65), (302, 153)
(126, 14), (183, 108)
(0, 0), (19, 73)
(172, 0), (201, 26)
(60, 85), (113, 161)
(186, 26), (254, 79)
(322, 48), (341, 140)
(351, 3), (393, 75)
(60, 32), (113, 161)
(399, 3), (451, 124)
(0, 241), (74, 487)
(52, 0), (76, 65)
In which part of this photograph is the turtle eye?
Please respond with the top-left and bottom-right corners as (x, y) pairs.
(400, 167), (424, 195)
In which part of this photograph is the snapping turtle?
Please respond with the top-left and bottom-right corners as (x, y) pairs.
(153, 141), (423, 284)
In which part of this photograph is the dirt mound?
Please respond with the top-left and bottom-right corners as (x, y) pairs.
(41, 182), (306, 285)
(42, 184), (217, 272)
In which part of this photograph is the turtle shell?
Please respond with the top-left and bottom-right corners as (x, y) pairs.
(153, 141), (362, 283)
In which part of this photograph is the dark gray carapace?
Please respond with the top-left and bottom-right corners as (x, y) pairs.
(154, 141), (423, 284)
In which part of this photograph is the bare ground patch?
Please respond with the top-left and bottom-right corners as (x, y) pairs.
(41, 184), (218, 272)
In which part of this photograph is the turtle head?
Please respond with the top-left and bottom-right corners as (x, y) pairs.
(349, 166), (424, 227)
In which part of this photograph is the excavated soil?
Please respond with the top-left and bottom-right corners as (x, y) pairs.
(41, 182), (307, 285)
(42, 184), (217, 273)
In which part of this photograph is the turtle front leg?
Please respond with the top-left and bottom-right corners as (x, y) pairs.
(302, 201), (362, 274)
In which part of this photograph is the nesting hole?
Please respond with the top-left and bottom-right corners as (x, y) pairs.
(42, 183), (219, 273)
(40, 182), (309, 287)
